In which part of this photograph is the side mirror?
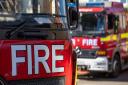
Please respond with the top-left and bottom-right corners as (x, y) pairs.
(68, 2), (79, 30)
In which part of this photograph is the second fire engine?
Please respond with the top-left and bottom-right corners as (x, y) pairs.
(71, 1), (128, 77)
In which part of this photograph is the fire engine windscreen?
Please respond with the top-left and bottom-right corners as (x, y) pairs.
(80, 12), (105, 34)
(0, 0), (66, 14)
(0, 0), (67, 28)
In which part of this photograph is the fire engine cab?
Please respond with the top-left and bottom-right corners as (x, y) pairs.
(0, 0), (78, 85)
(71, 1), (128, 77)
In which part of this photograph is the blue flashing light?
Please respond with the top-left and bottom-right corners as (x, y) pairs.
(67, 3), (76, 7)
(86, 3), (104, 7)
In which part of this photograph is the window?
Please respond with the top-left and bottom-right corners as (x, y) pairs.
(121, 0), (126, 3)
(122, 15), (126, 29)
(108, 14), (115, 30)
(0, 0), (68, 28)
(0, 0), (66, 16)
(89, 0), (94, 2)
(108, 14), (120, 33)
(114, 15), (119, 33)
(80, 12), (105, 31)
(96, 0), (104, 2)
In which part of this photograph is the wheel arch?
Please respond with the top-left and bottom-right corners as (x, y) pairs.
(111, 48), (122, 70)
(112, 48), (121, 63)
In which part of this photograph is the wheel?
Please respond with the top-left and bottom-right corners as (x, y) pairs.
(111, 55), (121, 78)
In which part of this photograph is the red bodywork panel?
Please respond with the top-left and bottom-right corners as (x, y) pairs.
(0, 40), (74, 85)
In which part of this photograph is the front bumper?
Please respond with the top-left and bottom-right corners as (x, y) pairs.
(77, 57), (109, 72)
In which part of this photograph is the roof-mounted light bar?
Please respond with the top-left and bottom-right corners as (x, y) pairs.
(86, 3), (104, 7)
(79, 1), (123, 8)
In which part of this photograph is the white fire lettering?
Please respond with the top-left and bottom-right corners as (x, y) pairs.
(34, 45), (50, 74)
(82, 39), (98, 46)
(52, 45), (64, 73)
(11, 45), (26, 76)
(11, 45), (64, 76)
(71, 39), (76, 46)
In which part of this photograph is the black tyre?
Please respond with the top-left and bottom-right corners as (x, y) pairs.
(111, 55), (121, 78)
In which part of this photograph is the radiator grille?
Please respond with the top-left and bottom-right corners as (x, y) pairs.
(78, 49), (97, 58)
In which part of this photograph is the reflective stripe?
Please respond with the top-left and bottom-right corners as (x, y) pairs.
(101, 32), (128, 42)
(101, 34), (117, 42)
(121, 33), (128, 39)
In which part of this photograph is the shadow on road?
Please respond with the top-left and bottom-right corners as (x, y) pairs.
(78, 69), (128, 82)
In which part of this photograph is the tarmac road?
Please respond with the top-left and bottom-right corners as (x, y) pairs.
(77, 70), (128, 85)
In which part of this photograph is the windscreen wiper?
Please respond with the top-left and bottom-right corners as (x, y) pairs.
(6, 20), (27, 39)
(6, 13), (66, 39)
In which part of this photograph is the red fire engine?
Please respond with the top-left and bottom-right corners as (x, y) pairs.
(71, 1), (128, 77)
(0, 0), (78, 85)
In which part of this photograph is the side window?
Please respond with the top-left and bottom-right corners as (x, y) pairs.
(119, 14), (126, 31)
(89, 0), (94, 2)
(122, 15), (126, 30)
(119, 15), (123, 29)
(114, 15), (119, 33)
(108, 14), (115, 30)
